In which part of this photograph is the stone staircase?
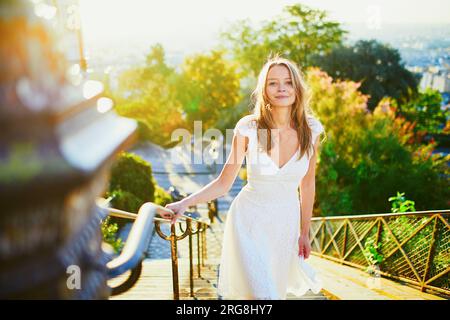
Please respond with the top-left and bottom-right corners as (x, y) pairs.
(109, 211), (329, 300)
(109, 142), (329, 300)
(109, 143), (447, 301)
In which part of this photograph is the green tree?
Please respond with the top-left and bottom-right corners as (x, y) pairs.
(220, 3), (346, 78)
(113, 44), (187, 146)
(307, 68), (369, 215)
(307, 68), (450, 216)
(311, 40), (418, 110)
(176, 50), (241, 129)
(399, 88), (448, 136)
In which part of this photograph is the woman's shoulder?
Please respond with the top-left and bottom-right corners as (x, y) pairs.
(236, 114), (257, 125)
(234, 114), (257, 137)
(306, 114), (324, 135)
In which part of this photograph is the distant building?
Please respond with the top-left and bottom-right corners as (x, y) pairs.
(420, 71), (450, 93)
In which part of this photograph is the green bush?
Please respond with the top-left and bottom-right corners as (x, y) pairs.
(108, 151), (155, 205)
(108, 189), (143, 214)
(104, 151), (157, 232)
(363, 238), (384, 272)
(102, 152), (175, 242)
(101, 216), (124, 254)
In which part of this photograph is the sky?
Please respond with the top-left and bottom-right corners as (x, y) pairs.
(78, 0), (450, 52)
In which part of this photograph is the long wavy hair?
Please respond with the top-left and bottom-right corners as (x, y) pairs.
(251, 55), (318, 161)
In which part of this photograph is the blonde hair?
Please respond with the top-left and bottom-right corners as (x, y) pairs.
(250, 54), (318, 160)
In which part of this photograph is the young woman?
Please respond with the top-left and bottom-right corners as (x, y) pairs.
(163, 56), (325, 300)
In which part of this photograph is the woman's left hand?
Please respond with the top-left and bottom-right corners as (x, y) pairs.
(298, 234), (311, 259)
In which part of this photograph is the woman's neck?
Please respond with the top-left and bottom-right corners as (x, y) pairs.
(271, 106), (292, 129)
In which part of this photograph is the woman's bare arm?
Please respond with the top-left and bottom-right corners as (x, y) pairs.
(163, 129), (249, 223)
(182, 132), (248, 207)
(299, 136), (321, 236)
(297, 135), (321, 258)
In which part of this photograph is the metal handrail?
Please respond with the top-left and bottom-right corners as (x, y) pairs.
(105, 202), (156, 278)
(96, 197), (213, 299)
(311, 209), (450, 220)
(104, 205), (211, 225)
(153, 208), (212, 299)
(96, 198), (160, 278)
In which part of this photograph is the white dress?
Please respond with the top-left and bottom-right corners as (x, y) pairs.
(217, 114), (324, 300)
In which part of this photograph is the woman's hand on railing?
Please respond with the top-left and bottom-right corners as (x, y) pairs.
(164, 199), (189, 225)
(155, 206), (175, 220)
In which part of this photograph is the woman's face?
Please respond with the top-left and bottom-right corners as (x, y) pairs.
(265, 64), (296, 109)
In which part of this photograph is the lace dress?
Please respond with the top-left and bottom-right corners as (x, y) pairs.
(217, 114), (324, 300)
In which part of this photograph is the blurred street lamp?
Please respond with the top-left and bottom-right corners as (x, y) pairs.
(0, 0), (137, 299)
(51, 0), (87, 71)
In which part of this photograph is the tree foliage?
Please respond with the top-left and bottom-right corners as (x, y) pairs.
(176, 50), (242, 129)
(113, 44), (187, 146)
(311, 40), (418, 110)
(220, 3), (346, 78)
(308, 69), (450, 215)
(398, 88), (448, 136)
(112, 45), (242, 143)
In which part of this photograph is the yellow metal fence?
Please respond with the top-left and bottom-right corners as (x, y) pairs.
(310, 210), (449, 296)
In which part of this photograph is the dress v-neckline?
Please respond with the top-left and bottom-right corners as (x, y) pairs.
(265, 149), (299, 171)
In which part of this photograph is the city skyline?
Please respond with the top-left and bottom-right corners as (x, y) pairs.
(79, 0), (450, 54)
